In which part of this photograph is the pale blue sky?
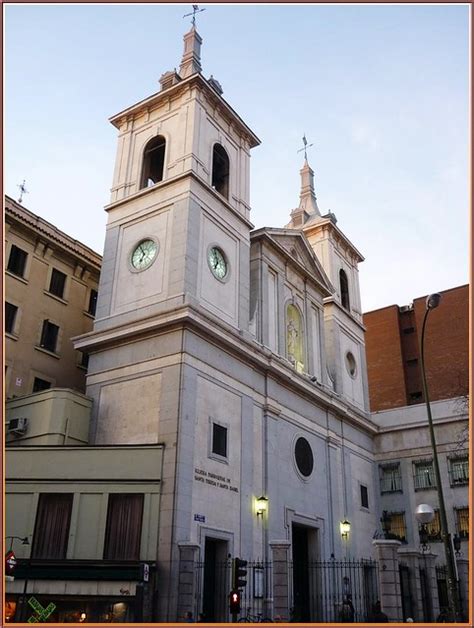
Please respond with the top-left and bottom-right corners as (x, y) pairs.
(5, 3), (470, 311)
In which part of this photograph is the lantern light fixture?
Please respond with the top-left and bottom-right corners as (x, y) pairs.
(340, 519), (351, 539)
(255, 495), (268, 517)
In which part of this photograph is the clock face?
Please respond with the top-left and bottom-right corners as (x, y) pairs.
(208, 246), (228, 279)
(131, 239), (158, 271)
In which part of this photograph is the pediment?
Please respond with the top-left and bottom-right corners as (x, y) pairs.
(251, 228), (334, 297)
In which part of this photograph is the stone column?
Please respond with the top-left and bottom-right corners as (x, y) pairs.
(456, 557), (469, 619)
(177, 542), (200, 621)
(372, 539), (403, 622)
(269, 540), (291, 622)
(419, 551), (440, 621)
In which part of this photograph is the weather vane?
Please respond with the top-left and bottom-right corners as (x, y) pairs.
(183, 4), (205, 27)
(17, 179), (28, 204)
(297, 134), (314, 161)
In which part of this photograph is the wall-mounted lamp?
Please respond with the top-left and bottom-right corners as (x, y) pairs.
(340, 519), (351, 539)
(453, 534), (462, 556)
(255, 495), (269, 517)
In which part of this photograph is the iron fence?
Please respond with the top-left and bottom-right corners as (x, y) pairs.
(289, 558), (379, 623)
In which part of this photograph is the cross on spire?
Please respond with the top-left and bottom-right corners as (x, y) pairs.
(297, 134), (314, 161)
(183, 4), (205, 27)
(17, 179), (28, 204)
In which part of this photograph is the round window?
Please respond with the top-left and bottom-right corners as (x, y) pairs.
(294, 437), (314, 477)
(345, 352), (357, 378)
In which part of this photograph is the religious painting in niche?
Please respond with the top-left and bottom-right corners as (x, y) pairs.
(286, 303), (304, 373)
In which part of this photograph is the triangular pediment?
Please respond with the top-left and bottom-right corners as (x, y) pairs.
(251, 227), (334, 297)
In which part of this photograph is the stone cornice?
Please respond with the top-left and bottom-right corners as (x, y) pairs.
(74, 304), (377, 435)
(109, 73), (261, 149)
(304, 217), (364, 264)
(103, 169), (255, 230)
(251, 228), (334, 298)
(5, 195), (102, 270)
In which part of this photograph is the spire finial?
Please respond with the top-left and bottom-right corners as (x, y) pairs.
(297, 133), (314, 162)
(183, 4), (205, 28)
(17, 179), (28, 204)
(179, 7), (204, 78)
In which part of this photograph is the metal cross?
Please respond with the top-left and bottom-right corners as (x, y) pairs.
(297, 134), (314, 161)
(17, 179), (28, 203)
(183, 4), (205, 27)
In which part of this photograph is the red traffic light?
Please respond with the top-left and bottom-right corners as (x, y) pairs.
(5, 550), (17, 576)
(229, 589), (241, 614)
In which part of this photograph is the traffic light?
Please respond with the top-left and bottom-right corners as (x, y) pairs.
(229, 589), (241, 615)
(5, 551), (17, 577)
(233, 557), (248, 589)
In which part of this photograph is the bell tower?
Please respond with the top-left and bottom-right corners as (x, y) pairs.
(93, 25), (260, 338)
(286, 157), (370, 412)
(75, 25), (260, 445)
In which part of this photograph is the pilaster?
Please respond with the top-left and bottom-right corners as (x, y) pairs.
(372, 539), (403, 622)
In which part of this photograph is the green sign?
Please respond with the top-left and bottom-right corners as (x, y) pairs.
(27, 597), (56, 623)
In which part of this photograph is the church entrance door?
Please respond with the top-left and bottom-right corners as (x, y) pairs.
(202, 537), (228, 622)
(292, 523), (318, 621)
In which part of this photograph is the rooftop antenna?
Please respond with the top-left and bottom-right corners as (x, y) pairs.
(17, 179), (28, 204)
(183, 4), (205, 27)
(297, 134), (314, 161)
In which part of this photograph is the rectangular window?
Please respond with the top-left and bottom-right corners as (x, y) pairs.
(88, 289), (98, 316)
(360, 484), (369, 509)
(5, 302), (18, 334)
(212, 422), (227, 458)
(33, 377), (52, 393)
(49, 268), (67, 299)
(387, 511), (407, 542)
(449, 456), (469, 486)
(426, 510), (441, 542)
(80, 351), (89, 369)
(455, 507), (469, 539)
(103, 494), (144, 560)
(31, 493), (73, 559)
(7, 244), (28, 277)
(40, 320), (59, 353)
(380, 463), (402, 493)
(403, 327), (415, 334)
(413, 460), (436, 490)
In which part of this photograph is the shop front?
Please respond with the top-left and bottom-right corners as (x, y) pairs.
(6, 559), (155, 623)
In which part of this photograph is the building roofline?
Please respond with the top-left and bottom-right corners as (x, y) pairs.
(5, 195), (102, 269)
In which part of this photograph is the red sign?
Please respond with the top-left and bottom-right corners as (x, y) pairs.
(5, 550), (17, 576)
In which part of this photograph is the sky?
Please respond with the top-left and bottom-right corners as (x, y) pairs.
(5, 3), (470, 312)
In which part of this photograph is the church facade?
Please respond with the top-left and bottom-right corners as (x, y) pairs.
(6, 23), (468, 625)
(72, 24), (378, 622)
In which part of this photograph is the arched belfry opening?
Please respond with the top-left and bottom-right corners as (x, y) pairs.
(140, 135), (166, 189)
(339, 269), (350, 311)
(211, 143), (229, 198)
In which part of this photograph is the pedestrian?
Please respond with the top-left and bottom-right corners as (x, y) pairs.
(437, 607), (450, 622)
(184, 611), (195, 622)
(338, 595), (355, 623)
(406, 618), (414, 623)
(366, 600), (389, 623)
(197, 613), (206, 623)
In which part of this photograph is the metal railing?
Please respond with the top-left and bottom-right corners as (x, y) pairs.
(289, 558), (379, 623)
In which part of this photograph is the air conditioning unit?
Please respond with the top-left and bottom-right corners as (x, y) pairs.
(8, 417), (28, 436)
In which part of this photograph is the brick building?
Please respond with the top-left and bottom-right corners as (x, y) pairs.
(364, 285), (468, 412)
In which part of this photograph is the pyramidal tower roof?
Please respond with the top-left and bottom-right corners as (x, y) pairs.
(285, 157), (321, 229)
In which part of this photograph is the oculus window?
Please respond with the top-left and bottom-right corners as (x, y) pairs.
(294, 437), (314, 477)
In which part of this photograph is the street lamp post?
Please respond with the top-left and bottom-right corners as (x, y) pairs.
(419, 293), (462, 621)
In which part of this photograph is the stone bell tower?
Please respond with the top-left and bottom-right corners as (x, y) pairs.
(286, 156), (370, 412)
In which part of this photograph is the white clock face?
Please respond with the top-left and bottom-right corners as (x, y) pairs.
(131, 239), (158, 271)
(208, 246), (228, 280)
